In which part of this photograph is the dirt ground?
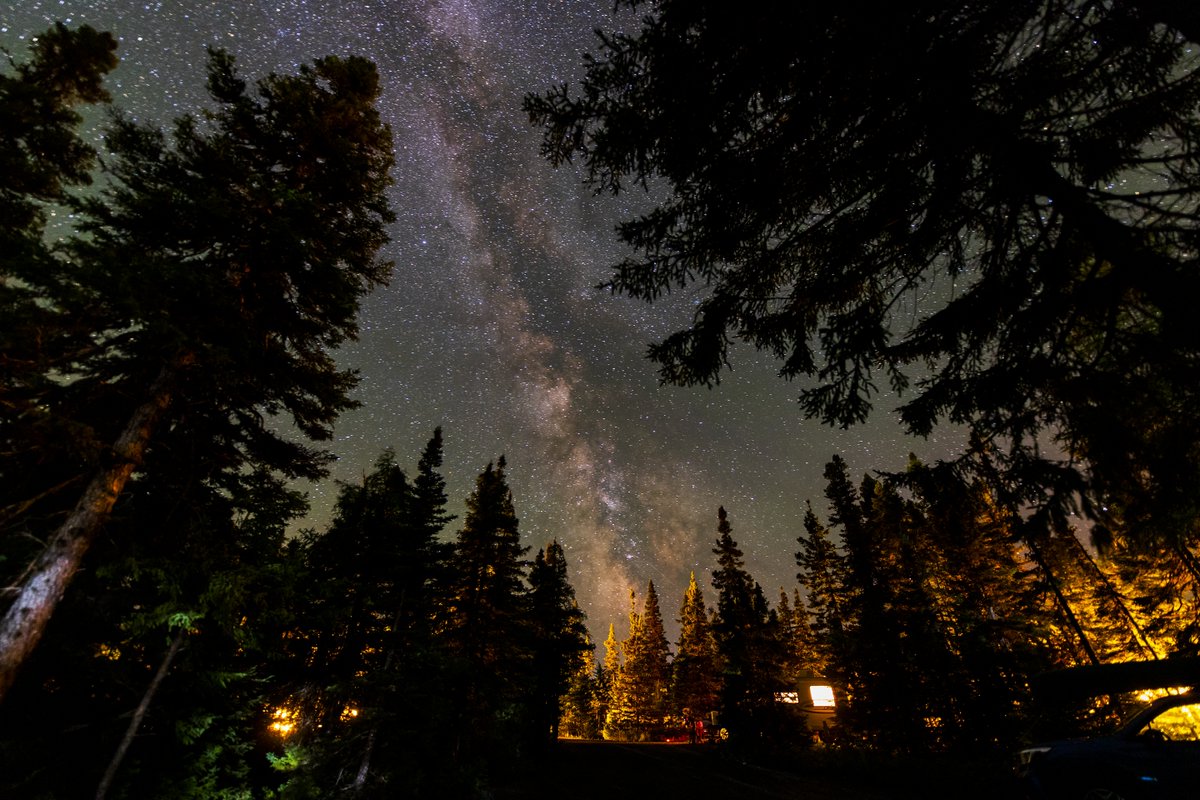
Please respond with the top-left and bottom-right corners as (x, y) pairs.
(494, 739), (1021, 799)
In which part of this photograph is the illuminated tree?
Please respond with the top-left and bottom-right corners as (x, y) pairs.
(1099, 532), (1200, 658)
(1031, 523), (1173, 669)
(597, 621), (621, 731)
(607, 583), (670, 739)
(671, 572), (720, 721)
(559, 630), (602, 739)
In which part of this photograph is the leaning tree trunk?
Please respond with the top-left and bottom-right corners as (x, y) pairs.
(1067, 533), (1160, 661)
(1025, 536), (1102, 667)
(0, 365), (179, 702)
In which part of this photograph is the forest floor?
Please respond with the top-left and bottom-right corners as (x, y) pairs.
(494, 739), (1022, 799)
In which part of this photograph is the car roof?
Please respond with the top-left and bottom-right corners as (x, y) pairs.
(1120, 690), (1200, 730)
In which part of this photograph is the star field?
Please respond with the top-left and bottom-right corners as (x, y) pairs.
(1, 1), (957, 643)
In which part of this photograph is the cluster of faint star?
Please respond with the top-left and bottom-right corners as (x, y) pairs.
(2, 0), (953, 642)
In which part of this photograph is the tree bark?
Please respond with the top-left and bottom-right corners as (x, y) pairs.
(1067, 534), (1159, 661)
(352, 605), (404, 792)
(353, 729), (377, 791)
(95, 626), (187, 800)
(0, 364), (179, 702)
(1026, 537), (1102, 667)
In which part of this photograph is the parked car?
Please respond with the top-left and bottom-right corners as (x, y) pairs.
(1018, 691), (1200, 799)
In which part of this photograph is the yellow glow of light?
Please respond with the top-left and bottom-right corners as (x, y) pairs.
(1137, 688), (1192, 704)
(340, 706), (359, 722)
(95, 643), (121, 661)
(810, 685), (836, 708)
(270, 706), (298, 738)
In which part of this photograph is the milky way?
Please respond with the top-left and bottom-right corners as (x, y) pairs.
(1, 1), (956, 642)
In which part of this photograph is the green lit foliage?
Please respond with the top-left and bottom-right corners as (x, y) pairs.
(0, 464), (308, 799)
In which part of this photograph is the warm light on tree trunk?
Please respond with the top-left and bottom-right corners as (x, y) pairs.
(0, 366), (177, 702)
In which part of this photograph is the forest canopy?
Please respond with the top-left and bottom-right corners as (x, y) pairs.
(525, 0), (1200, 542)
(0, 22), (394, 698)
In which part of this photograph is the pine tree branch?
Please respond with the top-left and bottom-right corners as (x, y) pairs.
(0, 473), (85, 529)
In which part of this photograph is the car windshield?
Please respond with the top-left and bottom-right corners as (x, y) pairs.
(1138, 700), (1200, 742)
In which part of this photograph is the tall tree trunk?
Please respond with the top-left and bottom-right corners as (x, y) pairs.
(1026, 537), (1101, 666)
(1173, 541), (1200, 585)
(95, 626), (187, 800)
(0, 364), (179, 702)
(352, 604), (404, 791)
(1067, 534), (1159, 660)
(353, 729), (377, 791)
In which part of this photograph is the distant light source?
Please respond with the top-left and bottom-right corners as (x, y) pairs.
(95, 643), (121, 661)
(809, 685), (835, 708)
(270, 706), (298, 737)
(775, 691), (800, 704)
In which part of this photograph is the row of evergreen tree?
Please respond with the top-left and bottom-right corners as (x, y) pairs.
(560, 456), (1200, 756)
(1, 429), (593, 797)
(8, 422), (1196, 796)
(277, 434), (595, 796)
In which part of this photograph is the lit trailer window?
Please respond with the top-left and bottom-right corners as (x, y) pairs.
(809, 684), (835, 709)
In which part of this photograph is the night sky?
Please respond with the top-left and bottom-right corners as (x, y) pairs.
(2, 1), (958, 643)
